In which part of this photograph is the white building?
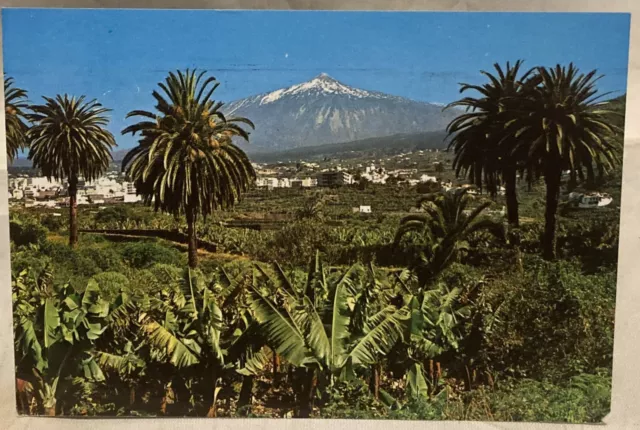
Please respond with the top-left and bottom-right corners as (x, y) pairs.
(359, 205), (372, 214)
(256, 177), (279, 189)
(420, 174), (438, 183)
(10, 189), (24, 200)
(316, 171), (353, 187)
(124, 193), (142, 203)
(27, 177), (61, 189)
(278, 178), (291, 188)
(123, 182), (137, 195)
(302, 177), (317, 187)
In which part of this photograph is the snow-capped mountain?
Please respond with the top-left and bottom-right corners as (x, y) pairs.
(223, 73), (457, 152)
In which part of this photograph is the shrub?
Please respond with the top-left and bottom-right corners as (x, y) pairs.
(148, 263), (184, 286)
(40, 214), (66, 232)
(119, 241), (185, 269)
(486, 372), (611, 423)
(91, 271), (131, 300)
(78, 245), (125, 272)
(94, 205), (140, 226)
(480, 256), (616, 380)
(10, 218), (48, 247)
(268, 221), (332, 266)
(11, 250), (52, 275)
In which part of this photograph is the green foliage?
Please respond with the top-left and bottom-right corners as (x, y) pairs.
(268, 220), (332, 266)
(121, 69), (256, 267)
(41, 214), (66, 232)
(78, 246), (126, 273)
(480, 256), (615, 379)
(91, 272), (131, 300)
(321, 373), (610, 423)
(485, 372), (611, 423)
(27, 94), (116, 183)
(4, 76), (30, 163)
(395, 189), (504, 287)
(94, 206), (143, 226)
(10, 218), (49, 247)
(119, 241), (185, 269)
(12, 269), (115, 414)
(8, 77), (621, 419)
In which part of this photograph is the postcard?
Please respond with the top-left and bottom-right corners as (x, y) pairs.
(3, 8), (630, 422)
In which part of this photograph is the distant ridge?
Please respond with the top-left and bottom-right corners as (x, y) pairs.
(250, 131), (449, 163)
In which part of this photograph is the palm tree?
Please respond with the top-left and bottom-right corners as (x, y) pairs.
(445, 61), (538, 226)
(395, 189), (504, 288)
(5, 77), (30, 164)
(507, 64), (622, 260)
(27, 95), (115, 247)
(122, 69), (256, 268)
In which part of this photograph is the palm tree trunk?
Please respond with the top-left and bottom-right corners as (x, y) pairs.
(568, 169), (577, 191)
(68, 176), (79, 247)
(186, 207), (198, 268)
(543, 166), (563, 261)
(474, 164), (482, 193)
(597, 163), (605, 184)
(504, 166), (519, 226)
(586, 162), (595, 189)
(487, 172), (497, 199)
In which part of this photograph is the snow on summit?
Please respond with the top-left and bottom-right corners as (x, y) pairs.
(257, 73), (383, 105)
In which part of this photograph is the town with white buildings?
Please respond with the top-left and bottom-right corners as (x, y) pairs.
(8, 171), (142, 209)
(8, 149), (483, 210)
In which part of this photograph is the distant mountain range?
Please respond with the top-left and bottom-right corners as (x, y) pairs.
(223, 73), (458, 153)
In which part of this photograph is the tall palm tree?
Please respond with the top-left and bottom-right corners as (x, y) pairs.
(122, 69), (256, 268)
(445, 61), (538, 226)
(395, 189), (504, 288)
(5, 77), (30, 164)
(508, 64), (622, 260)
(27, 95), (115, 247)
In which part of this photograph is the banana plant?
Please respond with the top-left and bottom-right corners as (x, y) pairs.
(248, 252), (411, 417)
(388, 268), (491, 401)
(136, 267), (270, 417)
(137, 268), (224, 416)
(12, 268), (111, 416)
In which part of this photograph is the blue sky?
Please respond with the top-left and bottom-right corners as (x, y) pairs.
(2, 9), (631, 150)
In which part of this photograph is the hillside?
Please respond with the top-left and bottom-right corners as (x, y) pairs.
(249, 131), (449, 163)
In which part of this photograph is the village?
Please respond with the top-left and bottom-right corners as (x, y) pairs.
(7, 147), (613, 213)
(7, 171), (142, 209)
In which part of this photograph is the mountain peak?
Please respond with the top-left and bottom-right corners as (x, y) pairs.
(222, 75), (458, 151)
(315, 72), (334, 80)
(254, 73), (377, 105)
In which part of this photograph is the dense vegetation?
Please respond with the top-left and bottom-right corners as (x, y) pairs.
(7, 62), (624, 422)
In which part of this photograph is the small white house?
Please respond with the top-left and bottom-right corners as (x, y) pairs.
(420, 174), (437, 183)
(359, 205), (372, 214)
(124, 193), (142, 203)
